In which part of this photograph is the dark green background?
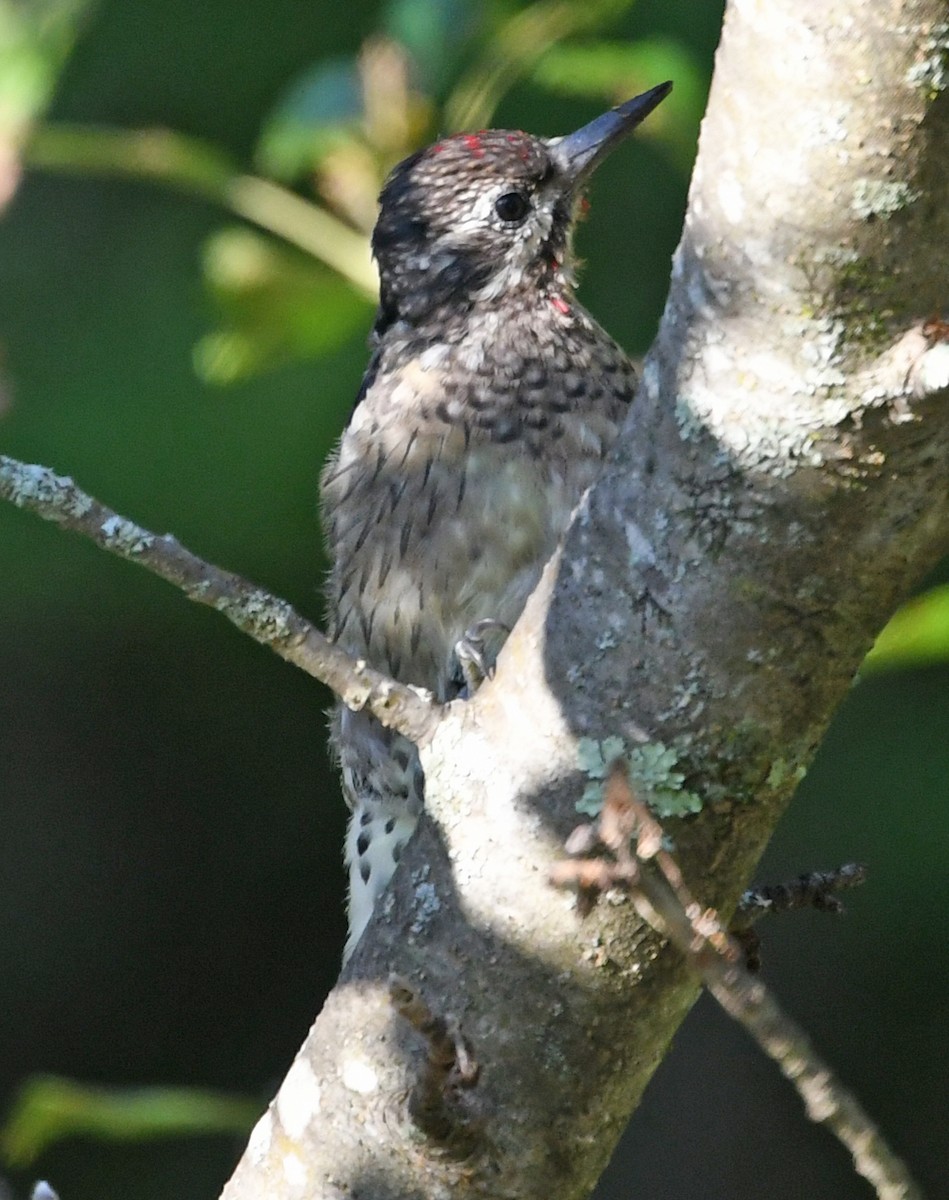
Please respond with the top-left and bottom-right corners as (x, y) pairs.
(1, 2), (946, 1197)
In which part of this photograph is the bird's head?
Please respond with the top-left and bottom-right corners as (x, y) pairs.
(371, 82), (672, 332)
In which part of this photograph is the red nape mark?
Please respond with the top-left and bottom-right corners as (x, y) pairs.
(579, 197), (591, 217)
(551, 296), (570, 316)
(463, 133), (486, 158)
(432, 142), (445, 153)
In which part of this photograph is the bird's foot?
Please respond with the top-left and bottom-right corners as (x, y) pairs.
(454, 618), (510, 697)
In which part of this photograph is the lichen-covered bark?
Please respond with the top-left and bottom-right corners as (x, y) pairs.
(220, 4), (949, 1198)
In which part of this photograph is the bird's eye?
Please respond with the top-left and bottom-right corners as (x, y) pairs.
(494, 191), (531, 223)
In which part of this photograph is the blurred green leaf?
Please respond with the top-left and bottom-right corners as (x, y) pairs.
(28, 121), (236, 199)
(195, 226), (372, 384)
(256, 57), (362, 181)
(27, 125), (378, 294)
(0, 0), (91, 132)
(533, 38), (706, 172)
(0, 0), (93, 211)
(863, 584), (949, 672)
(1, 1074), (260, 1166)
(383, 0), (480, 94)
(444, 0), (635, 132)
(255, 38), (431, 233)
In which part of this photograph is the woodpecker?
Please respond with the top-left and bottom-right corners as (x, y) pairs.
(320, 82), (672, 959)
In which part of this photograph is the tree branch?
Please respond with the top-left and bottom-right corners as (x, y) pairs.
(0, 455), (437, 747)
(215, 4), (948, 1197)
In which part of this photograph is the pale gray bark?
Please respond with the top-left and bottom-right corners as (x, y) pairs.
(220, 2), (949, 1197)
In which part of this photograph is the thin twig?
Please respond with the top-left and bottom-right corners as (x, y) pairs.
(554, 764), (925, 1200)
(618, 769), (923, 1200)
(737, 864), (868, 923)
(0, 455), (437, 747)
(732, 863), (869, 971)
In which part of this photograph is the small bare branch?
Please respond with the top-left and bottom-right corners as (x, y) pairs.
(737, 863), (869, 923)
(553, 765), (923, 1200)
(731, 864), (868, 970)
(0, 454), (438, 747)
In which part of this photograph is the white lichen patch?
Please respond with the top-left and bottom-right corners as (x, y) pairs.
(906, 23), (949, 94)
(1, 459), (93, 517)
(341, 1057), (379, 1094)
(409, 863), (442, 936)
(276, 1057), (322, 1139)
(805, 110), (849, 150)
(623, 519), (657, 568)
(716, 172), (746, 224)
(246, 1109), (273, 1164)
(641, 356), (661, 402)
(282, 1151), (309, 1188)
(671, 303), (880, 477)
(99, 514), (154, 554)
(216, 591), (295, 640)
(915, 342), (949, 394)
(850, 179), (920, 220)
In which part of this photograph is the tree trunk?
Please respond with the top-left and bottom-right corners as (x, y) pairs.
(220, 2), (949, 1196)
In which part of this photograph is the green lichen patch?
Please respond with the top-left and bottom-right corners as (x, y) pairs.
(576, 736), (625, 815)
(576, 737), (703, 820)
(819, 249), (898, 360)
(766, 758), (807, 789)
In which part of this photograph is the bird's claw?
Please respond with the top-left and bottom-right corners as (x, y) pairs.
(454, 618), (510, 697)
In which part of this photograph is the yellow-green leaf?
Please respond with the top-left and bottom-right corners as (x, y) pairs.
(1, 1075), (260, 1167)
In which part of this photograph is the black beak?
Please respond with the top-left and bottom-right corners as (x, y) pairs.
(547, 81), (672, 184)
